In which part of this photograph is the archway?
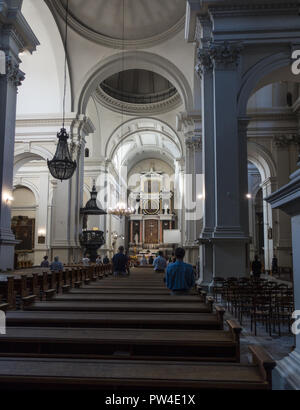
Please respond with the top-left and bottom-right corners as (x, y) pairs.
(76, 51), (194, 115)
(248, 144), (277, 272)
(11, 186), (37, 268)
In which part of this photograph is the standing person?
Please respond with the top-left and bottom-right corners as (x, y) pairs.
(148, 255), (154, 265)
(103, 255), (110, 265)
(272, 255), (278, 275)
(112, 246), (129, 277)
(252, 255), (262, 279)
(165, 247), (195, 295)
(153, 251), (167, 273)
(50, 256), (64, 272)
(40, 256), (49, 268)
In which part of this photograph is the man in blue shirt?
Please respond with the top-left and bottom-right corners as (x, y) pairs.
(112, 246), (129, 276)
(153, 251), (167, 273)
(50, 256), (64, 272)
(165, 247), (195, 295)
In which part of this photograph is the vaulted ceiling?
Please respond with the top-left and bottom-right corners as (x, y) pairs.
(55, 0), (186, 47)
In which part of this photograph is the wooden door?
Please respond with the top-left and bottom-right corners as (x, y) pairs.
(144, 220), (158, 244)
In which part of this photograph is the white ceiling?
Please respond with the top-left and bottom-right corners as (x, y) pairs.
(60, 0), (186, 41)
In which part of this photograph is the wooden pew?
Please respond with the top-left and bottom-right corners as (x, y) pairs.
(37, 272), (56, 301)
(0, 346), (275, 390)
(62, 270), (71, 293)
(55, 271), (63, 294)
(0, 320), (241, 362)
(23, 299), (214, 313)
(14, 275), (37, 308)
(64, 287), (172, 295)
(27, 274), (39, 299)
(54, 293), (208, 303)
(6, 308), (225, 330)
(46, 272), (56, 301)
(0, 277), (15, 310)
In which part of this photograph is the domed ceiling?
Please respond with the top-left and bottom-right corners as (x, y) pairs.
(56, 0), (186, 47)
(101, 69), (177, 104)
(96, 69), (181, 115)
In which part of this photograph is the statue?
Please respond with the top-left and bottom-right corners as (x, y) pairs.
(134, 232), (139, 244)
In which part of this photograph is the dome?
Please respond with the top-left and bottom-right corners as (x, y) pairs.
(60, 0), (186, 41)
(100, 69), (178, 105)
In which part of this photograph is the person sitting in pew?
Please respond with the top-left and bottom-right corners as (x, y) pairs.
(95, 255), (102, 265)
(165, 247), (195, 295)
(153, 251), (167, 273)
(40, 255), (49, 268)
(82, 255), (90, 266)
(50, 256), (64, 272)
(103, 256), (110, 265)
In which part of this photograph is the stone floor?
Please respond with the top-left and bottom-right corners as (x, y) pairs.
(222, 307), (294, 364)
(209, 273), (294, 364)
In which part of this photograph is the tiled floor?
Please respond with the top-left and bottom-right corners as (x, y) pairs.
(212, 274), (294, 364)
(223, 308), (294, 364)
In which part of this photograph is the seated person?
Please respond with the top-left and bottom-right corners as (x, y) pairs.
(50, 256), (64, 272)
(165, 247), (195, 295)
(82, 256), (90, 266)
(153, 251), (167, 273)
(40, 255), (49, 268)
(103, 256), (110, 265)
(95, 255), (102, 265)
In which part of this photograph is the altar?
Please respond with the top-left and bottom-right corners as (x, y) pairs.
(127, 168), (177, 257)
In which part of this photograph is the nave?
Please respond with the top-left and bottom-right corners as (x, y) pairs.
(0, 266), (275, 390)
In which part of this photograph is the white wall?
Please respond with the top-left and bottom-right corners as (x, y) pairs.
(18, 0), (71, 116)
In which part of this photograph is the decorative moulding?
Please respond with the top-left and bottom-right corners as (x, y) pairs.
(94, 86), (182, 116)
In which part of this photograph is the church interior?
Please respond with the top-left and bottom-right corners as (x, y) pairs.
(0, 0), (300, 393)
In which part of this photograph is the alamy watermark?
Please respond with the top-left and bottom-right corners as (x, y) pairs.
(96, 167), (204, 221)
(292, 50), (300, 75)
(292, 310), (300, 335)
(0, 310), (6, 335)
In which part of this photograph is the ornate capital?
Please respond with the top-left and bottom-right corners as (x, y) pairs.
(274, 134), (300, 148)
(196, 48), (213, 77)
(185, 137), (203, 152)
(209, 41), (243, 70)
(5, 56), (25, 87)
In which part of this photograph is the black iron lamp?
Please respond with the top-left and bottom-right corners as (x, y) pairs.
(79, 182), (107, 262)
(47, 0), (76, 181)
(48, 128), (76, 181)
(80, 183), (107, 216)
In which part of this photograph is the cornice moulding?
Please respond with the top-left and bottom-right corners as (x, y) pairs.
(94, 87), (182, 116)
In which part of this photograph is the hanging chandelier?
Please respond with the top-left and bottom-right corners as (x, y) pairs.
(108, 203), (135, 217)
(47, 0), (76, 181)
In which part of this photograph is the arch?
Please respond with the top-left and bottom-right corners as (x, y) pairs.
(12, 180), (40, 205)
(106, 117), (183, 160)
(238, 51), (292, 116)
(76, 51), (194, 115)
(125, 149), (177, 174)
(14, 147), (52, 176)
(247, 142), (277, 183)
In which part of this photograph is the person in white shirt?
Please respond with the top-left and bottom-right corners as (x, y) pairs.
(96, 256), (102, 265)
(82, 256), (90, 266)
